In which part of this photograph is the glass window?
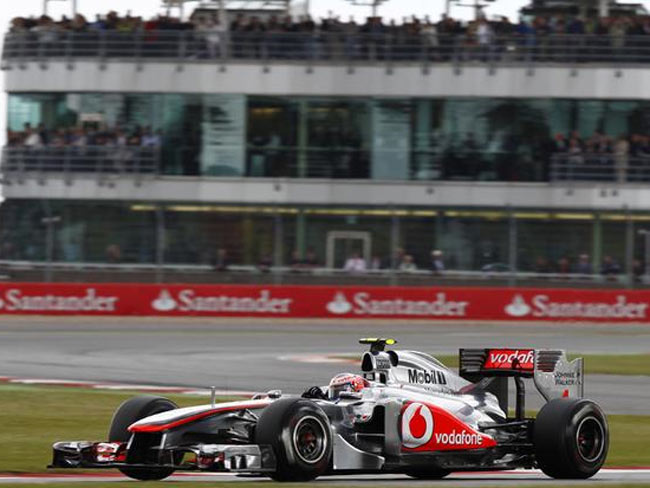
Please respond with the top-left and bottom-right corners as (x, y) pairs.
(517, 217), (593, 272)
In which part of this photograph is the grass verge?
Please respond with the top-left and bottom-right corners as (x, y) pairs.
(0, 384), (648, 474)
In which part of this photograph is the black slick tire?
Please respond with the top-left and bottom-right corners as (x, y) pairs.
(534, 398), (608, 479)
(405, 469), (451, 479)
(108, 395), (178, 481)
(255, 398), (332, 482)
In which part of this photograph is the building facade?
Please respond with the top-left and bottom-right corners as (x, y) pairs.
(2, 26), (650, 283)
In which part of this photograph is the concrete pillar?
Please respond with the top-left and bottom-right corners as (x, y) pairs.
(592, 213), (602, 274)
(415, 100), (432, 178)
(296, 210), (306, 258)
(273, 214), (284, 267)
(598, 0), (610, 18)
(625, 210), (634, 287)
(508, 208), (518, 286)
(297, 100), (309, 178)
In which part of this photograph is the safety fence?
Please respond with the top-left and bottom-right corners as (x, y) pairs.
(0, 282), (647, 321)
(3, 32), (650, 66)
(5, 147), (650, 184)
(1, 146), (159, 183)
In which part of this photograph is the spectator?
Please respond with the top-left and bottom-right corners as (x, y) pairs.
(534, 256), (551, 273)
(23, 125), (43, 147)
(399, 254), (417, 272)
(614, 135), (630, 183)
(633, 259), (644, 281)
(390, 247), (406, 269)
(258, 253), (272, 272)
(289, 249), (304, 270)
(601, 255), (621, 275)
(344, 252), (366, 272)
(141, 127), (162, 147)
(105, 243), (122, 263)
(557, 257), (571, 274)
(430, 249), (445, 272)
(575, 253), (592, 274)
(213, 247), (229, 271)
(303, 248), (319, 268)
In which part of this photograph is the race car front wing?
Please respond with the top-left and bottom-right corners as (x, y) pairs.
(50, 441), (277, 473)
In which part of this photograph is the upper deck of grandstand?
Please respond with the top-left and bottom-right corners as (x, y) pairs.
(3, 8), (650, 64)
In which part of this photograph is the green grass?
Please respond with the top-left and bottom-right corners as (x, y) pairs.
(0, 384), (240, 474)
(335, 353), (650, 376)
(0, 384), (648, 476)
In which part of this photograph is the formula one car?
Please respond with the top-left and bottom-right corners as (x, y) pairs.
(50, 338), (608, 481)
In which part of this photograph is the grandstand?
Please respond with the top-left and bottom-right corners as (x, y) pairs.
(2, 0), (650, 288)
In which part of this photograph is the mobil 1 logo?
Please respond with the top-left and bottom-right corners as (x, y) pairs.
(408, 368), (447, 386)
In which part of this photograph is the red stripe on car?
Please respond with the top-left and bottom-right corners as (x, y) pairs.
(129, 402), (271, 433)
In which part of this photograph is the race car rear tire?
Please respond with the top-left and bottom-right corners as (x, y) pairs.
(534, 398), (608, 479)
(255, 398), (332, 482)
(108, 395), (178, 481)
(405, 468), (451, 479)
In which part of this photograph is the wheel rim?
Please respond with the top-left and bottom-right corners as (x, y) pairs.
(292, 415), (327, 464)
(576, 416), (605, 463)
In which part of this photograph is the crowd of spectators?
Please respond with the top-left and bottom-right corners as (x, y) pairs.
(6, 123), (162, 149)
(7, 9), (650, 62)
(551, 131), (650, 182)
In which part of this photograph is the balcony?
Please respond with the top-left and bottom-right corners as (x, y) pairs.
(3, 146), (650, 185)
(3, 31), (650, 67)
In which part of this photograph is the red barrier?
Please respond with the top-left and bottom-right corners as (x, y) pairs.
(0, 283), (648, 321)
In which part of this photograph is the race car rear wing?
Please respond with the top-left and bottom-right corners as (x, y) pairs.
(459, 348), (584, 419)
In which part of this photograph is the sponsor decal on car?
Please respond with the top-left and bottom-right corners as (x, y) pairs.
(401, 402), (434, 448)
(401, 402), (496, 452)
(407, 369), (447, 385)
(483, 349), (535, 371)
(0, 288), (118, 312)
(554, 371), (579, 386)
(504, 294), (647, 319)
(325, 292), (468, 317)
(151, 289), (292, 314)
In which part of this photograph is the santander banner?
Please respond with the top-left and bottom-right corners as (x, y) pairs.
(0, 283), (648, 321)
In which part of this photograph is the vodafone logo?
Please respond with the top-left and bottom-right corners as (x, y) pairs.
(484, 349), (535, 370)
(401, 403), (434, 448)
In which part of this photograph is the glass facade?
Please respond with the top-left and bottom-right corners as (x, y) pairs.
(1, 200), (648, 283)
(8, 93), (650, 181)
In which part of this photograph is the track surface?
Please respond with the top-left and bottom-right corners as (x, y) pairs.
(0, 318), (648, 414)
(2, 469), (650, 485)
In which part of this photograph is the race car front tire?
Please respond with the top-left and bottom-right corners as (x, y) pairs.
(405, 468), (451, 479)
(255, 398), (332, 481)
(534, 398), (608, 479)
(108, 395), (178, 481)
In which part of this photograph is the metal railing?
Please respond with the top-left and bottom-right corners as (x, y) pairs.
(0, 259), (642, 288)
(1, 146), (159, 182)
(6, 146), (650, 185)
(3, 31), (650, 65)
(550, 153), (650, 183)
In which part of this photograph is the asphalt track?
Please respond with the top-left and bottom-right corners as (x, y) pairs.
(1, 318), (650, 486)
(0, 318), (648, 414)
(2, 469), (650, 485)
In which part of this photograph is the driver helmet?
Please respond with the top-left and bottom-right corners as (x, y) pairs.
(328, 373), (368, 400)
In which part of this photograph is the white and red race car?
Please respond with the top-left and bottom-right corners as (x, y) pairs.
(51, 338), (608, 481)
